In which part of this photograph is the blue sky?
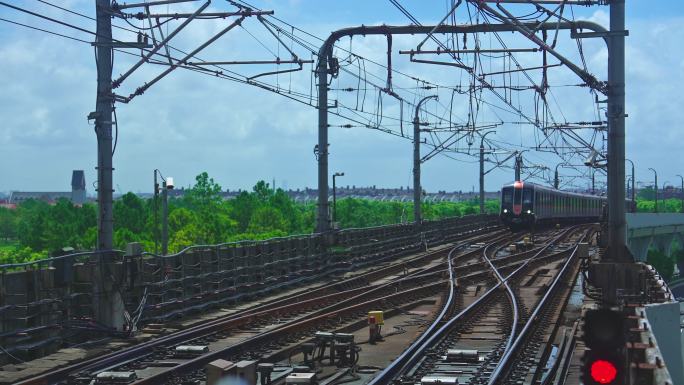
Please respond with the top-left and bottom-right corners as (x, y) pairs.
(1, 1), (683, 194)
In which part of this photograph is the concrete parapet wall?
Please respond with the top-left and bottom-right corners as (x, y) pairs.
(0, 214), (498, 364)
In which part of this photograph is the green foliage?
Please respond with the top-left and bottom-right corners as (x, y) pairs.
(0, 207), (18, 240)
(14, 198), (95, 252)
(0, 172), (498, 264)
(647, 248), (674, 281)
(114, 192), (148, 235)
(636, 198), (682, 213)
(638, 186), (656, 201)
(0, 246), (47, 265)
(673, 248), (684, 264)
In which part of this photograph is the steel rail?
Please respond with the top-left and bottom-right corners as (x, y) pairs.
(14, 225), (505, 385)
(123, 231), (518, 384)
(368, 226), (581, 385)
(482, 242), (520, 385)
(358, 242), (464, 385)
(130, 279), (449, 384)
(125, 231), (519, 384)
(488, 229), (590, 384)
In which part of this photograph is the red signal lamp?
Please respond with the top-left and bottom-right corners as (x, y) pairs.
(590, 359), (617, 384)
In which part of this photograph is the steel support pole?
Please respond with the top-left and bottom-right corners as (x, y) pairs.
(413, 95), (437, 225)
(332, 174), (337, 224)
(316, 54), (329, 233)
(95, 0), (114, 261)
(626, 176), (631, 202)
(554, 169), (559, 189)
(626, 158), (635, 211)
(632, 165), (636, 207)
(154, 171), (159, 254)
(413, 107), (420, 225)
(480, 146), (485, 213)
(514, 153), (522, 181)
(607, 0), (628, 261)
(162, 182), (169, 255)
(94, 0), (123, 330)
(678, 175), (684, 213)
(649, 168), (658, 213)
(479, 131), (495, 214)
(315, 22), (607, 233)
(554, 162), (564, 190)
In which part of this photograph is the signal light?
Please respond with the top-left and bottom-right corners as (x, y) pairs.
(590, 359), (617, 384)
(584, 308), (624, 350)
(581, 308), (625, 385)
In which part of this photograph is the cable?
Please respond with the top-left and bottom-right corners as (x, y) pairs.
(4, 0), (604, 173)
(0, 17), (91, 44)
(0, 2), (96, 37)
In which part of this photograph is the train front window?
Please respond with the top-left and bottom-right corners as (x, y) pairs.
(523, 188), (533, 205)
(502, 189), (512, 205)
(513, 187), (522, 205)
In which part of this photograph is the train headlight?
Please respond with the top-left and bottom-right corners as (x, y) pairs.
(503, 209), (508, 213)
(526, 210), (532, 214)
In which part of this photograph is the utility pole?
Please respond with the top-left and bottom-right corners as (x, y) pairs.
(479, 131), (495, 214)
(92, 0), (123, 330)
(514, 152), (523, 182)
(678, 175), (684, 214)
(649, 167), (658, 213)
(316, 50), (330, 233)
(413, 95), (437, 226)
(332, 172), (344, 225)
(162, 180), (169, 255)
(95, 0), (114, 258)
(626, 158), (636, 211)
(607, 0), (627, 261)
(154, 170), (159, 254)
(554, 162), (565, 190)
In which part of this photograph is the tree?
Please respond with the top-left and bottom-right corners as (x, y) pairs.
(230, 191), (259, 232)
(638, 186), (656, 201)
(185, 172), (223, 210)
(16, 199), (51, 251)
(647, 248), (674, 281)
(269, 188), (304, 232)
(637, 200), (655, 213)
(0, 207), (17, 240)
(247, 206), (288, 234)
(168, 207), (196, 233)
(253, 180), (272, 202)
(114, 192), (147, 235)
(114, 228), (141, 250)
(179, 172), (236, 244)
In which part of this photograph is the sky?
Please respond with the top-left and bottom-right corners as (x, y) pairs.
(0, 1), (683, 195)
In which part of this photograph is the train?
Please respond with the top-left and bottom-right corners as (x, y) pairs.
(499, 181), (618, 230)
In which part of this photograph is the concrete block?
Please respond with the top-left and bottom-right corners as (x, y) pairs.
(206, 359), (236, 385)
(235, 360), (257, 385)
(125, 242), (143, 257)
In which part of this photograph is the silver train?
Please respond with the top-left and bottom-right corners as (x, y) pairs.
(499, 181), (622, 230)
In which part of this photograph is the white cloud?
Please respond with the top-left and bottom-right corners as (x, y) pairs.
(0, 1), (682, 193)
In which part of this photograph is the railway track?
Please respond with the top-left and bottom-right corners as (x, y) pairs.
(13, 224), (592, 385)
(368, 224), (592, 385)
(15, 225), (513, 385)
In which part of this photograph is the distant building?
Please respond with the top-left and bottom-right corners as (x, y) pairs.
(133, 185), (499, 204)
(71, 170), (86, 204)
(9, 170), (87, 205)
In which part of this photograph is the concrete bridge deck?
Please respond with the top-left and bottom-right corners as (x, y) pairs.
(627, 213), (684, 261)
